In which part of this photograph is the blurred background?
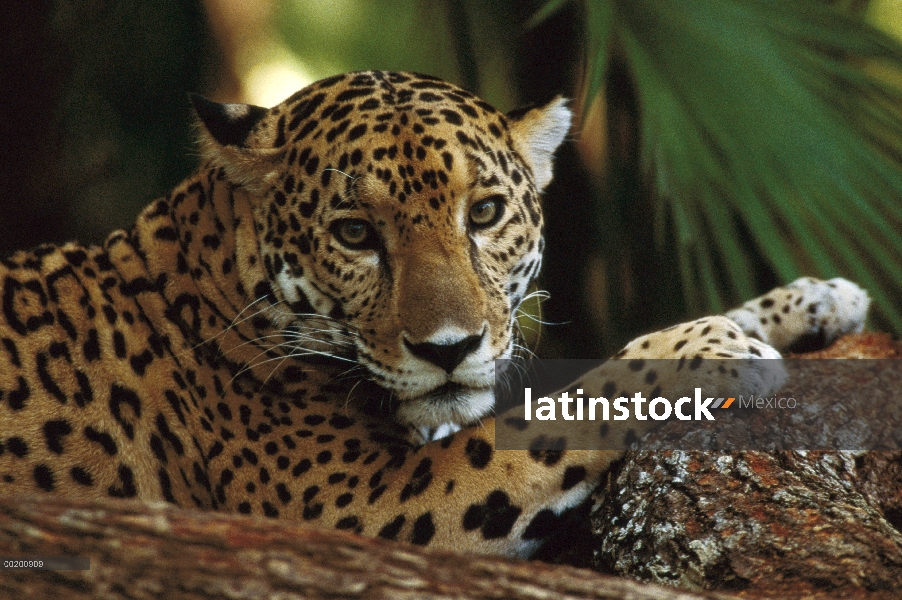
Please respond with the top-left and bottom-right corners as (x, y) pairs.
(2, 0), (902, 359)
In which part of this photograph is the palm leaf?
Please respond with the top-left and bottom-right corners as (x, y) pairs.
(542, 0), (902, 334)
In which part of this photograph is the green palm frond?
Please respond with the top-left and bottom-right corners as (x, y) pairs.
(542, 0), (902, 333)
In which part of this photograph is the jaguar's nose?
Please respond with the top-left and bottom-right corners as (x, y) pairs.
(403, 332), (485, 374)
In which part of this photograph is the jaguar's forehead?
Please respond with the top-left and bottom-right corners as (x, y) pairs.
(257, 72), (516, 173)
(275, 71), (507, 138)
(259, 72), (525, 220)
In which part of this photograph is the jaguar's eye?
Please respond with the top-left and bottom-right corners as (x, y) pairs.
(469, 195), (505, 229)
(332, 219), (378, 250)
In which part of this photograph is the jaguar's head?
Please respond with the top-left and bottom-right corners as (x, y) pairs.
(192, 71), (570, 429)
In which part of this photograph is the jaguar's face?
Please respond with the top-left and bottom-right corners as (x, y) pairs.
(193, 71), (570, 428)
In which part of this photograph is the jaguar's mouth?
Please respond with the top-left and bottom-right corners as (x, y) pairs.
(424, 382), (469, 402)
(396, 382), (496, 429)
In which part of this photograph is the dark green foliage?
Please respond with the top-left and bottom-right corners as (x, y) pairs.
(538, 0), (902, 335)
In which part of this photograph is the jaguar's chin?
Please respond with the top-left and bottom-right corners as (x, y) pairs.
(395, 383), (495, 429)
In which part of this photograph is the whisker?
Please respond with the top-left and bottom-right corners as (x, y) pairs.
(166, 298), (276, 363)
(342, 378), (365, 413)
(323, 168), (357, 180)
(229, 345), (361, 385)
(511, 342), (538, 361)
(230, 345), (287, 383)
(280, 329), (357, 342)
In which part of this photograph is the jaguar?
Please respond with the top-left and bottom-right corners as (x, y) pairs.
(0, 71), (869, 557)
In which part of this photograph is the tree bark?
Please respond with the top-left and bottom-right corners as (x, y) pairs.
(579, 333), (902, 599)
(0, 493), (735, 600)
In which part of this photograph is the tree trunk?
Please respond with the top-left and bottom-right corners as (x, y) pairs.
(0, 493), (734, 600)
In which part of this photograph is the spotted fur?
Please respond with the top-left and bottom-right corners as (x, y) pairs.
(0, 71), (869, 557)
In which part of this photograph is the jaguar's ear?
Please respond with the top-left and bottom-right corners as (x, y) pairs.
(190, 94), (282, 190)
(507, 97), (571, 190)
